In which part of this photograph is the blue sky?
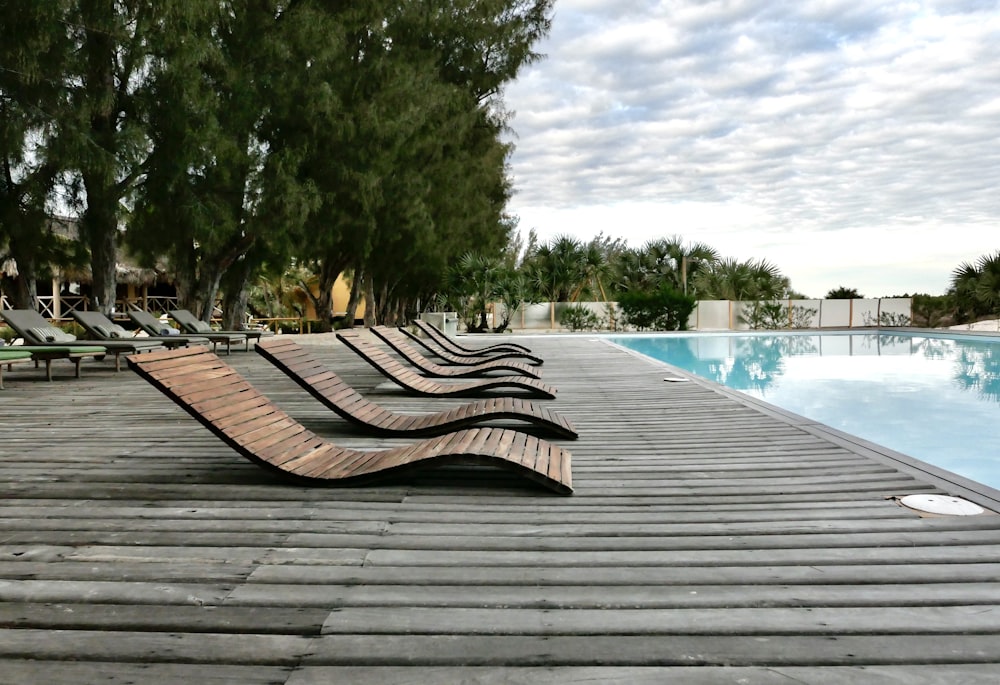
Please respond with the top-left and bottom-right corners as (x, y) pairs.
(502, 0), (1000, 298)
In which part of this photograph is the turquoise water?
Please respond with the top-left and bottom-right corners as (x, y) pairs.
(609, 332), (1000, 492)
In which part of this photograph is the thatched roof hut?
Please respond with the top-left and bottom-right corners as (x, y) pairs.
(1, 216), (173, 287)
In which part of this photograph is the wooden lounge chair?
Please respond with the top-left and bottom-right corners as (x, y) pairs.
(0, 345), (109, 382)
(126, 346), (572, 494)
(73, 310), (210, 349)
(129, 307), (245, 355)
(398, 326), (543, 366)
(0, 309), (161, 371)
(414, 318), (532, 355)
(170, 309), (273, 351)
(336, 331), (558, 399)
(370, 326), (541, 379)
(255, 338), (577, 439)
(0, 349), (33, 388)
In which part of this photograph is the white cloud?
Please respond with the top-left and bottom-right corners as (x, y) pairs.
(504, 0), (1000, 296)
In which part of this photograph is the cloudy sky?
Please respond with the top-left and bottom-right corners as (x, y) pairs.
(502, 0), (1000, 298)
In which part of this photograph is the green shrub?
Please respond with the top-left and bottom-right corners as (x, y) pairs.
(617, 285), (695, 331)
(559, 305), (602, 331)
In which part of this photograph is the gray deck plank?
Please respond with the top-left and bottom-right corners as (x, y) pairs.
(2, 332), (1000, 680)
(285, 665), (1000, 685)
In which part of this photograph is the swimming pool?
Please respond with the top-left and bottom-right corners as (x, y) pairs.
(609, 331), (1000, 493)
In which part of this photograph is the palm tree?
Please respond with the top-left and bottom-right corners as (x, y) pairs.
(444, 252), (503, 332)
(657, 235), (719, 295)
(952, 251), (1000, 322)
(826, 286), (863, 299)
(610, 236), (718, 296)
(569, 241), (612, 302)
(524, 235), (587, 302)
(610, 247), (651, 294)
(693, 258), (786, 301)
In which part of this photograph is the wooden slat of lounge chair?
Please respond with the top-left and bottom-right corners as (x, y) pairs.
(335, 332), (558, 400)
(222, 413), (300, 442)
(292, 446), (354, 480)
(399, 326), (544, 366)
(152, 361), (241, 387)
(413, 318), (532, 355)
(386, 413), (422, 433)
(133, 345), (212, 368)
(199, 391), (272, 420)
(144, 351), (232, 372)
(256, 433), (329, 466)
(158, 372), (244, 399)
(266, 441), (331, 472)
(181, 378), (259, 406)
(507, 430), (530, 469)
(255, 339), (576, 438)
(370, 327), (541, 379)
(207, 400), (280, 430)
(240, 422), (311, 453)
(151, 358), (235, 383)
(126, 347), (572, 494)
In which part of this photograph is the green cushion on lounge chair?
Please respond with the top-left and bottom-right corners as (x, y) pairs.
(12, 345), (108, 355)
(27, 326), (76, 343)
(190, 320), (213, 333)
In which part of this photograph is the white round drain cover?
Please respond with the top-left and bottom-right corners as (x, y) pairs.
(900, 494), (985, 516)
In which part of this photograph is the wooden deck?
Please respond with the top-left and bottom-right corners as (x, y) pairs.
(2, 333), (1000, 683)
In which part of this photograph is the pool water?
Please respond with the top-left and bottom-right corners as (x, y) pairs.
(609, 332), (1000, 492)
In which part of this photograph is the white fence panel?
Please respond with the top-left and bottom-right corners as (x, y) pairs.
(851, 299), (880, 327)
(692, 301), (731, 329)
(791, 300), (822, 328)
(819, 299), (851, 327)
(879, 298), (912, 325)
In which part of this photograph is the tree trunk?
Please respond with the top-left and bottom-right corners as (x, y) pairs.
(189, 267), (225, 321)
(363, 271), (376, 327)
(80, 18), (122, 318)
(375, 281), (390, 324)
(344, 264), (364, 329)
(311, 258), (349, 333)
(221, 259), (252, 330)
(81, 182), (119, 316)
(6, 238), (39, 310)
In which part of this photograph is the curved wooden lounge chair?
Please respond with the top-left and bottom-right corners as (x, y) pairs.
(336, 331), (558, 399)
(171, 309), (273, 351)
(255, 338), (577, 439)
(73, 310), (209, 349)
(414, 318), (532, 355)
(0, 309), (161, 371)
(126, 346), (572, 494)
(398, 326), (544, 367)
(370, 326), (541, 379)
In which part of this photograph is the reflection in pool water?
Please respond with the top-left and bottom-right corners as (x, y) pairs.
(610, 332), (1000, 492)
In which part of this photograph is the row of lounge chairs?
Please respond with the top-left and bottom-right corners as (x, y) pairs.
(127, 323), (574, 494)
(0, 307), (273, 384)
(255, 338), (576, 439)
(2, 307), (574, 493)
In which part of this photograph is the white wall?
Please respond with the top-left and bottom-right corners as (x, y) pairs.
(496, 298), (913, 331)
